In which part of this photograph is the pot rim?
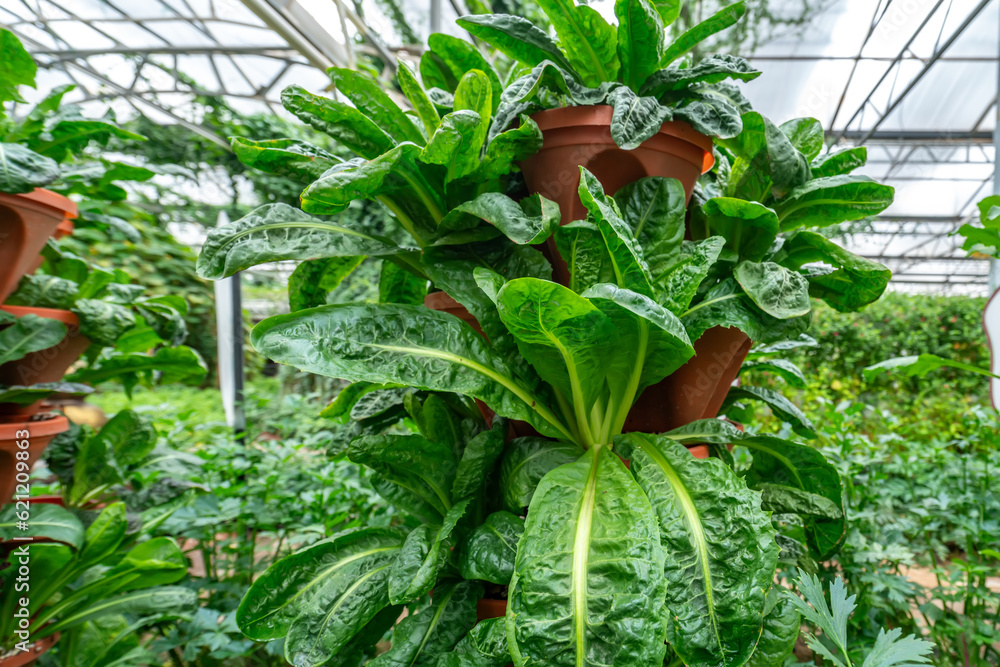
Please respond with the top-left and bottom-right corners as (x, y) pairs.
(0, 414), (70, 439)
(0, 189), (77, 220)
(0, 305), (80, 327)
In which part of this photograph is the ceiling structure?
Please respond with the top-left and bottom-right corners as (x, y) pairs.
(1, 0), (997, 295)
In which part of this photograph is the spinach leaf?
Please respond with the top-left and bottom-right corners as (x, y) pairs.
(329, 67), (425, 145)
(457, 14), (576, 74)
(535, 0), (620, 86)
(660, 0), (746, 66)
(702, 198), (780, 262)
(499, 437), (582, 513)
(614, 176), (687, 278)
(734, 261), (811, 320)
(230, 137), (339, 184)
(615, 0), (664, 90)
(607, 87), (672, 150)
(774, 175), (894, 231)
(0, 313), (67, 365)
(349, 434), (458, 518)
(0, 142), (60, 193)
(388, 500), (472, 603)
(459, 511), (524, 585)
(778, 230), (890, 312)
(281, 85), (394, 159)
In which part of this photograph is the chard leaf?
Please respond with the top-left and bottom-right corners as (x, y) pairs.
(281, 85), (394, 159)
(474, 115), (543, 181)
(775, 174), (895, 231)
(863, 353), (999, 381)
(66, 345), (208, 392)
(457, 14), (576, 74)
(406, 393), (473, 458)
(661, 0), (747, 66)
(746, 588), (801, 667)
(438, 617), (511, 666)
(421, 110), (485, 183)
(656, 237), (726, 313)
(350, 434), (458, 518)
(0, 503), (83, 548)
(607, 87), (671, 150)
(682, 278), (811, 344)
(74, 299), (136, 347)
(499, 437), (582, 513)
(615, 0), (664, 90)
(554, 221), (615, 294)
(758, 483), (842, 520)
(702, 198), (779, 262)
(7, 274), (79, 309)
(740, 358), (807, 387)
(321, 382), (403, 422)
(289, 256), (365, 312)
(583, 282), (693, 396)
(197, 203), (399, 280)
(398, 61), (440, 136)
(329, 67), (424, 145)
(0, 29), (36, 103)
(723, 385), (816, 438)
(660, 417), (744, 444)
(427, 33), (503, 111)
(578, 168), (656, 296)
(230, 137), (339, 184)
(622, 433), (778, 667)
(421, 50), (461, 93)
(0, 382), (91, 405)
(779, 230), (890, 312)
(250, 303), (572, 440)
(0, 313), (67, 366)
(780, 117), (824, 161)
(379, 261), (427, 305)
(459, 510), (524, 585)
(452, 418), (507, 502)
(614, 176), (687, 278)
(371, 581), (482, 667)
(741, 436), (846, 559)
(437, 193), (560, 245)
(652, 0), (681, 24)
(734, 261), (811, 319)
(507, 445), (667, 666)
(0, 142), (60, 193)
(642, 55), (760, 95)
(811, 147), (867, 177)
(236, 528), (405, 667)
(672, 88), (744, 139)
(535, 0), (620, 86)
(496, 277), (616, 417)
(388, 500), (472, 604)
(721, 111), (809, 200)
(43, 587), (196, 636)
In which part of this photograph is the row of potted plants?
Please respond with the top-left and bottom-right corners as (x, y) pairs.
(193, 1), (918, 666)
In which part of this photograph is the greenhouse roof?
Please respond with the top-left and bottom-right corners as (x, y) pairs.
(1, 0), (997, 294)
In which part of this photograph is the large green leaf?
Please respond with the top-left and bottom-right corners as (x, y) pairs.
(0, 313), (67, 366)
(774, 175), (894, 231)
(436, 193), (559, 246)
(642, 54), (759, 96)
(73, 299), (136, 347)
(741, 436), (846, 559)
(0, 382), (91, 406)
(702, 198), (779, 262)
(0, 142), (60, 193)
(459, 510), (524, 585)
(661, 1), (746, 65)
(496, 277), (616, 419)
(452, 418), (507, 502)
(811, 146), (867, 177)
(289, 256), (365, 312)
(370, 580), (482, 667)
(656, 237), (725, 313)
(66, 346), (207, 390)
(746, 588), (801, 667)
(457, 15), (576, 73)
(0, 28), (36, 104)
(379, 261), (427, 305)
(236, 529), (405, 660)
(250, 303), (572, 440)
(723, 385), (816, 439)
(0, 503), (83, 548)
(780, 117), (824, 161)
(779, 230), (890, 312)
(231, 137), (339, 183)
(863, 353), (999, 381)
(78, 502), (128, 566)
(614, 176), (687, 279)
(535, 0), (620, 86)
(421, 110), (486, 183)
(622, 433), (778, 667)
(615, 0), (664, 89)
(499, 437), (582, 513)
(607, 87), (672, 151)
(41, 587), (196, 637)
(426, 33), (503, 112)
(387, 500), (471, 604)
(734, 261), (811, 320)
(197, 203), (400, 279)
(682, 278), (811, 344)
(281, 85), (394, 159)
(554, 221), (615, 294)
(474, 116), (543, 182)
(350, 434), (457, 518)
(672, 85), (745, 139)
(507, 445), (667, 666)
(329, 67), (425, 145)
(398, 61), (440, 136)
(439, 617), (511, 667)
(721, 112), (809, 200)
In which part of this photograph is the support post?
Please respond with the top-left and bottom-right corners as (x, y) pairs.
(213, 211), (247, 443)
(991, 6), (1000, 293)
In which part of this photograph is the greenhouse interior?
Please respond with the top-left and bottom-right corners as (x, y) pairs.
(0, 0), (999, 665)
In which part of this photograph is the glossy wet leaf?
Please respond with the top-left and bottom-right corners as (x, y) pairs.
(236, 528), (405, 655)
(746, 588), (801, 667)
(780, 117), (824, 161)
(370, 580), (482, 667)
(420, 110), (485, 183)
(735, 261), (811, 320)
(775, 175), (894, 231)
(350, 434), (457, 518)
(398, 61), (440, 135)
(457, 14), (575, 73)
(0, 142), (60, 193)
(0, 313), (67, 365)
(724, 385), (817, 438)
(607, 87), (671, 150)
(281, 85), (394, 159)
(67, 345), (208, 390)
(722, 111), (809, 200)
(77, 502), (128, 565)
(657, 237), (726, 313)
(672, 85), (746, 139)
(452, 418), (507, 502)
(74, 299), (136, 347)
(740, 358), (807, 387)
(661, 0), (746, 65)
(250, 303), (570, 440)
(554, 221), (615, 294)
(622, 433), (778, 667)
(642, 55), (759, 96)
(779, 230), (890, 312)
(615, 0), (664, 89)
(427, 33), (502, 110)
(474, 116), (543, 182)
(499, 437), (582, 513)
(682, 278), (811, 344)
(388, 500), (471, 604)
(507, 445), (667, 666)
(0, 28), (36, 103)
(536, 0), (619, 86)
(197, 203), (399, 279)
(0, 503), (83, 548)
(231, 137), (339, 183)
(289, 256), (365, 312)
(329, 67), (424, 145)
(459, 510), (524, 585)
(811, 146), (867, 177)
(614, 176), (686, 278)
(42, 586), (197, 637)
(0, 382), (91, 405)
(437, 193), (559, 245)
(379, 261), (427, 305)
(702, 198), (779, 262)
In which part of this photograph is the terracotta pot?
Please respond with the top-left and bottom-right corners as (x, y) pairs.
(476, 597), (507, 623)
(519, 105), (714, 285)
(0, 190), (77, 303)
(0, 416), (70, 505)
(423, 292), (484, 336)
(625, 326), (751, 435)
(0, 306), (90, 417)
(0, 633), (59, 667)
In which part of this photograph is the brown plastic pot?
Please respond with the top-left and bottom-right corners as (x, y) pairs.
(520, 105), (714, 285)
(0, 633), (59, 667)
(624, 326), (751, 435)
(0, 190), (77, 303)
(0, 306), (90, 418)
(0, 415), (70, 505)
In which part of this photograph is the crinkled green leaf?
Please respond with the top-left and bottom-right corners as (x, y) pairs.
(535, 0), (620, 86)
(642, 55), (760, 95)
(0, 313), (67, 365)
(281, 85), (395, 159)
(780, 117), (824, 161)
(457, 14), (575, 74)
(398, 61), (441, 136)
(499, 437), (582, 513)
(702, 198), (779, 262)
(289, 256), (366, 312)
(330, 67), (425, 145)
(0, 503), (83, 548)
(0, 28), (36, 104)
(779, 230), (890, 312)
(661, 1), (746, 65)
(614, 176), (687, 278)
(657, 237), (726, 313)
(459, 510), (524, 585)
(811, 147), (867, 177)
(607, 87), (671, 150)
(426, 33), (503, 112)
(231, 137), (339, 183)
(746, 588), (801, 667)
(0, 142), (59, 193)
(734, 260), (811, 320)
(388, 500), (472, 604)
(350, 434), (457, 518)
(452, 418), (507, 502)
(774, 175), (894, 232)
(437, 193), (560, 245)
(615, 0), (664, 89)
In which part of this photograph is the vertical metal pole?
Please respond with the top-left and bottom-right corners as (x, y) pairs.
(430, 0), (442, 34)
(990, 5), (1000, 293)
(213, 211), (247, 444)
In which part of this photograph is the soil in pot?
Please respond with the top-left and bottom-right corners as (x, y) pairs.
(0, 633), (59, 667)
(0, 190), (77, 303)
(519, 105), (714, 285)
(0, 415), (70, 505)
